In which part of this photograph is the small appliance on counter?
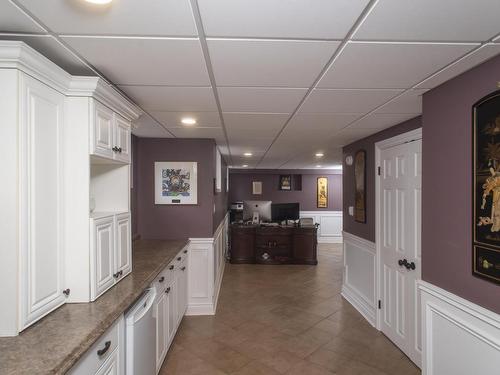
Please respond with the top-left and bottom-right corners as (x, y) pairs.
(230, 201), (244, 222)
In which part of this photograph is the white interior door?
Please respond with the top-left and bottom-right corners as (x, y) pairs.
(379, 137), (422, 366)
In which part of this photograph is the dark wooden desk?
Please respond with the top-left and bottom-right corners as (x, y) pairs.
(230, 224), (317, 265)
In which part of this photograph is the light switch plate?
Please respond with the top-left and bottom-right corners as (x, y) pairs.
(348, 206), (354, 216)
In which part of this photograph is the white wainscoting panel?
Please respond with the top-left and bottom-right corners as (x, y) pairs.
(419, 280), (500, 375)
(342, 231), (377, 326)
(186, 213), (228, 316)
(300, 211), (342, 243)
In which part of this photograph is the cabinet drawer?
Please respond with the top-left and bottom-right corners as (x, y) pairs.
(68, 317), (121, 375)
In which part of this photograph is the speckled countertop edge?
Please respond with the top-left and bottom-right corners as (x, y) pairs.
(0, 239), (188, 375)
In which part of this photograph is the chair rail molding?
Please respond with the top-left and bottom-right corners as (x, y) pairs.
(342, 231), (377, 327)
(418, 280), (500, 375)
(186, 213), (228, 316)
(300, 210), (342, 243)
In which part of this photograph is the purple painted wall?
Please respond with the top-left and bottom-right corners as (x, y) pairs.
(342, 117), (422, 242)
(229, 169), (342, 211)
(134, 138), (220, 239)
(422, 54), (500, 314)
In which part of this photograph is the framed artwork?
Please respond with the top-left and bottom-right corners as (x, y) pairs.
(279, 175), (292, 190)
(354, 150), (366, 223)
(473, 89), (500, 284)
(317, 177), (328, 208)
(154, 161), (198, 205)
(252, 181), (262, 195)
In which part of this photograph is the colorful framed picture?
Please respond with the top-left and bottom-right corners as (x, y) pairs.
(317, 177), (328, 208)
(473, 89), (500, 284)
(154, 161), (198, 205)
(279, 175), (292, 190)
(354, 150), (366, 223)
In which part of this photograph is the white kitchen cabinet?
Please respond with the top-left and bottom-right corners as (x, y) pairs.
(91, 101), (131, 163)
(154, 292), (168, 372)
(91, 213), (132, 300)
(175, 259), (188, 327)
(92, 216), (115, 299)
(166, 278), (177, 347)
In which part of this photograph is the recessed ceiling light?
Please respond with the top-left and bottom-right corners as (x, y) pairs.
(315, 153), (324, 157)
(316, 165), (322, 168)
(181, 117), (197, 125)
(243, 152), (253, 157)
(85, 0), (113, 4)
(242, 164), (248, 168)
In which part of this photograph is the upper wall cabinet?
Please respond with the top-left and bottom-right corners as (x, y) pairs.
(91, 101), (132, 163)
(0, 41), (142, 336)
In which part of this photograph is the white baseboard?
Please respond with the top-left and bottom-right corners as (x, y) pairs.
(300, 211), (343, 244)
(419, 280), (500, 375)
(342, 232), (377, 327)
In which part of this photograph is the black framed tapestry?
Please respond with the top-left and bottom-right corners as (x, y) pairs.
(279, 175), (292, 190)
(354, 150), (366, 223)
(473, 89), (500, 285)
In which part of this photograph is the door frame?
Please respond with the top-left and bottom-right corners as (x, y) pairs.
(374, 127), (422, 331)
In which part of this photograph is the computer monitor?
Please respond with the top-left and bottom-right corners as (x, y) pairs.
(272, 203), (300, 222)
(243, 200), (272, 222)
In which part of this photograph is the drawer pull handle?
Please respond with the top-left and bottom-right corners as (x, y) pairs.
(177, 257), (181, 261)
(62, 288), (70, 297)
(112, 146), (119, 153)
(181, 266), (186, 271)
(165, 287), (171, 294)
(169, 265), (174, 270)
(159, 276), (165, 283)
(97, 341), (111, 356)
(183, 250), (187, 254)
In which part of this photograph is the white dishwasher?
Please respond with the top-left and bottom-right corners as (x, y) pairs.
(125, 288), (157, 375)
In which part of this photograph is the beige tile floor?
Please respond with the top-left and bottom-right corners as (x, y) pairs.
(160, 244), (421, 375)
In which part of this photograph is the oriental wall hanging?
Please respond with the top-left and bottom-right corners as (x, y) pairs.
(473, 89), (500, 285)
(354, 150), (366, 223)
(154, 161), (198, 205)
(317, 177), (328, 208)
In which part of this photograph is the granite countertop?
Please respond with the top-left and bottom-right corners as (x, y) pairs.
(0, 239), (188, 375)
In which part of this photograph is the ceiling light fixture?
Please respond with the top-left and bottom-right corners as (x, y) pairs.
(242, 164), (248, 168)
(316, 165), (322, 168)
(85, 0), (113, 4)
(315, 153), (324, 157)
(181, 117), (197, 126)
(243, 152), (253, 157)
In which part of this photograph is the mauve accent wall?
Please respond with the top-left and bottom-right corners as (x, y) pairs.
(229, 169), (342, 211)
(135, 138), (218, 239)
(422, 54), (500, 314)
(342, 116), (422, 242)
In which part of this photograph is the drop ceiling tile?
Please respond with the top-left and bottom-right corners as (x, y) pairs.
(354, 0), (500, 42)
(349, 113), (419, 130)
(132, 115), (173, 138)
(286, 113), (362, 135)
(208, 39), (340, 87)
(168, 127), (225, 142)
(330, 127), (379, 146)
(62, 37), (210, 86)
(198, 0), (369, 39)
(224, 112), (288, 134)
(318, 42), (477, 89)
(17, 0), (197, 36)
(0, 1), (45, 33)
(150, 111), (221, 128)
(118, 86), (217, 112)
(218, 87), (307, 113)
(300, 89), (402, 113)
(0, 34), (94, 75)
(416, 44), (500, 89)
(377, 89), (427, 114)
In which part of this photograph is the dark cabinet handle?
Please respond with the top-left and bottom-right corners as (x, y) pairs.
(118, 147), (122, 153)
(169, 265), (174, 270)
(113, 270), (123, 279)
(408, 261), (416, 270)
(177, 257), (181, 261)
(159, 276), (165, 283)
(165, 287), (171, 294)
(183, 250), (187, 254)
(97, 341), (111, 356)
(181, 266), (186, 271)
(63, 288), (70, 296)
(398, 259), (406, 267)
(112, 146), (119, 152)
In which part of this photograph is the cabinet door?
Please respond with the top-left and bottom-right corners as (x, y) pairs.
(19, 74), (66, 330)
(175, 262), (187, 326)
(155, 293), (167, 371)
(92, 101), (114, 159)
(115, 213), (131, 278)
(114, 115), (131, 163)
(92, 217), (115, 300)
(95, 348), (119, 375)
(167, 279), (177, 346)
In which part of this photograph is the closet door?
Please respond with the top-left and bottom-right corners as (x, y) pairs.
(19, 74), (66, 330)
(115, 213), (132, 278)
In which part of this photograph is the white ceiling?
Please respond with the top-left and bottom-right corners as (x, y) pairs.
(2, 0), (500, 169)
